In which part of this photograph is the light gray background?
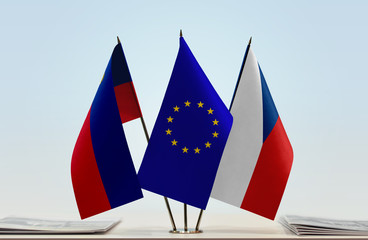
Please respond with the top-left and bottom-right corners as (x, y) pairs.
(0, 0), (367, 222)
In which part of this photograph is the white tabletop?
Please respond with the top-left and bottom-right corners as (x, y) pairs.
(0, 213), (367, 239)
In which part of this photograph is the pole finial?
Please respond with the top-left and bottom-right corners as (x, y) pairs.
(117, 36), (121, 44)
(180, 29), (183, 37)
(248, 36), (252, 46)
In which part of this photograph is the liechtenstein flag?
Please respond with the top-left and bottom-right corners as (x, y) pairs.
(211, 43), (293, 220)
(71, 41), (143, 219)
(138, 36), (233, 210)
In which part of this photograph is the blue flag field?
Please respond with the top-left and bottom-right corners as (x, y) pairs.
(138, 36), (233, 210)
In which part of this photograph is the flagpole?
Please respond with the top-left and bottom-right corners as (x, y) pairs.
(229, 36), (252, 111)
(195, 209), (203, 231)
(184, 204), (188, 232)
(140, 117), (177, 231)
(179, 29), (205, 233)
(179, 29), (193, 233)
(179, 29), (189, 233)
(116, 36), (177, 232)
(192, 37), (252, 232)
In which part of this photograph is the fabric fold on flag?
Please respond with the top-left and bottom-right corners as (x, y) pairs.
(211, 46), (293, 220)
(111, 43), (142, 123)
(138, 37), (233, 210)
(71, 43), (143, 219)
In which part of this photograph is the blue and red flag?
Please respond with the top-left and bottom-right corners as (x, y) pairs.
(138, 36), (233, 210)
(211, 44), (293, 220)
(71, 42), (143, 219)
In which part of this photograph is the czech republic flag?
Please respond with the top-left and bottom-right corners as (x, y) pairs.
(71, 41), (143, 219)
(211, 44), (293, 220)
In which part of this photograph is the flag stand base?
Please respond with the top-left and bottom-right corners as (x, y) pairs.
(169, 229), (203, 234)
(168, 204), (204, 234)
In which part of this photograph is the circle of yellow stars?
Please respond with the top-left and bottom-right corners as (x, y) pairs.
(165, 100), (220, 155)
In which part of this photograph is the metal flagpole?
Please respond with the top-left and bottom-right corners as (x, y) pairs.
(139, 116), (177, 231)
(229, 36), (252, 111)
(180, 29), (189, 234)
(184, 204), (188, 232)
(116, 36), (177, 231)
(195, 209), (203, 231)
(193, 37), (253, 232)
(180, 29), (198, 234)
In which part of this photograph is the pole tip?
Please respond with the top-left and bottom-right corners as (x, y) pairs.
(180, 29), (183, 37)
(248, 36), (252, 45)
(117, 36), (121, 44)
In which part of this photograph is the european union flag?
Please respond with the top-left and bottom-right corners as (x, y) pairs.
(138, 36), (233, 209)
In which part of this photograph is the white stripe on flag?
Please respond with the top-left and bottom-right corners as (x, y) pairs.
(211, 49), (263, 207)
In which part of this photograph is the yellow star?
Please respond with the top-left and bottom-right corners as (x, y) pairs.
(213, 119), (219, 125)
(166, 129), (172, 135)
(207, 108), (214, 114)
(205, 142), (211, 148)
(212, 131), (219, 138)
(171, 139), (178, 146)
(197, 101), (204, 108)
(184, 100), (191, 107)
(182, 146), (188, 153)
(173, 106), (180, 112)
(167, 116), (173, 123)
(194, 147), (201, 154)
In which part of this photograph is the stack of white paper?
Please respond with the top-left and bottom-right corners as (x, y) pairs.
(280, 215), (368, 236)
(0, 216), (119, 234)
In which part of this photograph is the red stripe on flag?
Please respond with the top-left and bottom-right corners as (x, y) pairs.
(241, 117), (293, 220)
(114, 82), (142, 123)
(71, 110), (111, 219)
